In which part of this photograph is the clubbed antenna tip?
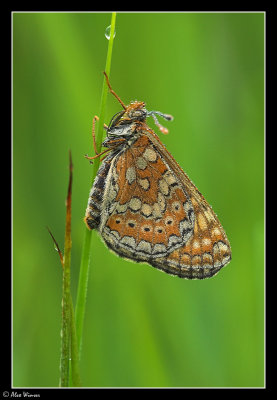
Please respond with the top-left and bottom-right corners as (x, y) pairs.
(146, 110), (174, 134)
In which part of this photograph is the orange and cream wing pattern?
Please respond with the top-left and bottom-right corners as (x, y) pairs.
(84, 74), (231, 279)
(144, 132), (232, 278)
(99, 133), (195, 261)
(151, 186), (231, 279)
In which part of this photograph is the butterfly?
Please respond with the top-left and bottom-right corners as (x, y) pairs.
(84, 72), (231, 279)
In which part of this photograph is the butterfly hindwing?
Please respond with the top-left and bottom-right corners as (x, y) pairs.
(138, 127), (232, 278)
(150, 200), (232, 279)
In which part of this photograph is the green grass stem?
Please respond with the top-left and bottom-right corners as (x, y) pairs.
(75, 12), (117, 357)
(69, 295), (82, 386)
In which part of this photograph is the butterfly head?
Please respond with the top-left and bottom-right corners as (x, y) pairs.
(105, 100), (174, 142)
(103, 101), (146, 146)
(102, 72), (174, 147)
(123, 101), (174, 133)
(108, 101), (147, 131)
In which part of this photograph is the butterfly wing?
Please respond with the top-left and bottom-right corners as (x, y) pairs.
(150, 204), (232, 279)
(99, 132), (196, 261)
(140, 128), (232, 279)
(89, 125), (231, 279)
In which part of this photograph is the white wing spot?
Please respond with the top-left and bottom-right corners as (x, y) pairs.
(141, 203), (152, 217)
(163, 170), (177, 186)
(136, 156), (148, 170)
(129, 197), (142, 211)
(159, 179), (169, 195)
(202, 238), (211, 247)
(126, 166), (136, 184)
(143, 148), (157, 162)
(138, 178), (150, 190)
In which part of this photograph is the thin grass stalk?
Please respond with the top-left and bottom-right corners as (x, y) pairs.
(75, 12), (117, 357)
(69, 295), (82, 386)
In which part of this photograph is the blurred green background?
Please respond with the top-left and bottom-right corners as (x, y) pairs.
(13, 12), (264, 388)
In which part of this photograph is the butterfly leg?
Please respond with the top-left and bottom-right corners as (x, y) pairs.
(92, 115), (99, 155)
(91, 115), (108, 154)
(84, 115), (110, 162)
(103, 71), (127, 110)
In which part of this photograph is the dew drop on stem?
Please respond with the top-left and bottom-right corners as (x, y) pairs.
(105, 25), (116, 40)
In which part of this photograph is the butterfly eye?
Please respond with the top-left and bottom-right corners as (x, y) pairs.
(108, 110), (125, 131)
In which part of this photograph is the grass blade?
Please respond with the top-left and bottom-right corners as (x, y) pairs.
(59, 151), (74, 387)
(48, 152), (81, 386)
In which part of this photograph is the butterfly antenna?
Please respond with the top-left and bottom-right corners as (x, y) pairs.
(103, 71), (127, 110)
(147, 110), (174, 135)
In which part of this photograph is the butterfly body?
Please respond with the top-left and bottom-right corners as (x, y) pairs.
(85, 84), (231, 279)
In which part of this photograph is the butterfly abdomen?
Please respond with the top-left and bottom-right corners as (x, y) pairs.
(84, 160), (111, 230)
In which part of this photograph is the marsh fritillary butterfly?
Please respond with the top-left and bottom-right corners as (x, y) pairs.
(84, 73), (231, 279)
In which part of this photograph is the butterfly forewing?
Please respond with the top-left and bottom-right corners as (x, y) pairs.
(99, 132), (196, 261)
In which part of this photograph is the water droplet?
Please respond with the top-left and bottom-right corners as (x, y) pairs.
(105, 25), (116, 40)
